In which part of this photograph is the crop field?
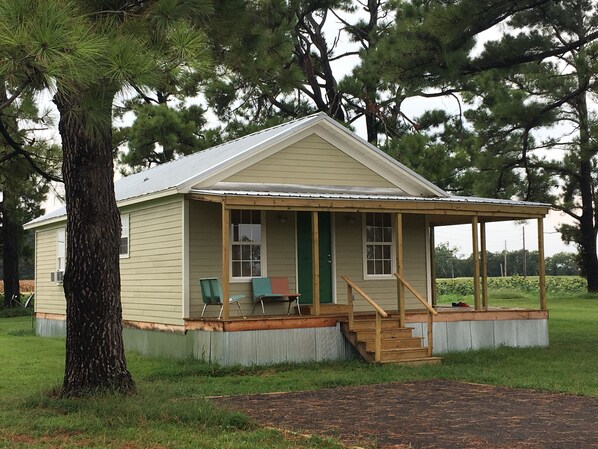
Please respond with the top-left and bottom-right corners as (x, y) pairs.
(436, 275), (586, 297)
(0, 280), (35, 293)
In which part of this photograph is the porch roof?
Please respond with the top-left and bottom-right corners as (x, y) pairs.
(188, 187), (550, 224)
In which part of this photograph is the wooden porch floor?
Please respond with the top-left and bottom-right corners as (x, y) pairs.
(184, 307), (548, 332)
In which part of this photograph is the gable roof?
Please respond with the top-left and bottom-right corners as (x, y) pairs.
(112, 112), (447, 201)
(26, 113), (450, 228)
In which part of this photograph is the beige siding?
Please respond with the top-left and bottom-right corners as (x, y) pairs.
(262, 211), (298, 315)
(334, 213), (428, 311)
(34, 197), (185, 324)
(35, 225), (67, 315)
(189, 201), (223, 317)
(225, 134), (395, 187)
(120, 197), (184, 325)
(188, 203), (297, 318)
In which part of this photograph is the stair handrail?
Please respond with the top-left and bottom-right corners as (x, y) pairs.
(394, 272), (437, 357)
(341, 275), (388, 362)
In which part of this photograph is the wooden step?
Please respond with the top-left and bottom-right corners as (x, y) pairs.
(363, 337), (423, 352)
(379, 347), (429, 362)
(340, 322), (442, 366)
(354, 328), (414, 340)
(350, 319), (404, 331)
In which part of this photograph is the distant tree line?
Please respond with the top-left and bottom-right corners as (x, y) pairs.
(435, 243), (580, 278)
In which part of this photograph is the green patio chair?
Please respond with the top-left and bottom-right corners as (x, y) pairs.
(199, 277), (245, 319)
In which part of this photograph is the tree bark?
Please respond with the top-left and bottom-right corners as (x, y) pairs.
(1, 192), (20, 307)
(574, 29), (598, 293)
(54, 87), (135, 397)
(578, 159), (598, 291)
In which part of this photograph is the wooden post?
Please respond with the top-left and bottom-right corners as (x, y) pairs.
(347, 284), (354, 330)
(480, 221), (488, 309)
(472, 216), (481, 310)
(427, 312), (433, 357)
(312, 211), (320, 316)
(396, 213), (405, 327)
(538, 218), (547, 310)
(430, 225), (437, 306)
(375, 312), (382, 362)
(221, 205), (231, 320)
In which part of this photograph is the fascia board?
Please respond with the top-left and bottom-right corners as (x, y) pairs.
(23, 214), (67, 230)
(24, 188), (179, 230)
(116, 188), (179, 209)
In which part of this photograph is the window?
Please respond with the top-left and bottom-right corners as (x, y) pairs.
(120, 214), (130, 257)
(364, 213), (393, 277)
(56, 228), (66, 272)
(231, 210), (263, 279)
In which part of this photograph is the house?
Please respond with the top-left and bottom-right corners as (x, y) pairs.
(25, 113), (550, 365)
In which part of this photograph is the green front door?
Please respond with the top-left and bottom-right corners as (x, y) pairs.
(297, 212), (333, 304)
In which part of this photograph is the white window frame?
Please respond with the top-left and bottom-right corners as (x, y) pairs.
(230, 210), (267, 282)
(120, 214), (130, 258)
(56, 227), (66, 273)
(362, 212), (395, 280)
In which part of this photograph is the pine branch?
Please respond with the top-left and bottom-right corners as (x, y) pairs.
(0, 83), (29, 112)
(463, 29), (598, 74)
(0, 120), (62, 183)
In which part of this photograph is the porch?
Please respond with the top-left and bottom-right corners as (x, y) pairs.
(182, 191), (549, 365)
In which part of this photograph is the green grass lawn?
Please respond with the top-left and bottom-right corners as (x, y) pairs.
(0, 293), (596, 448)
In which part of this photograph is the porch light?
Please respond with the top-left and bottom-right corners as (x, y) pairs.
(278, 214), (287, 224)
(346, 215), (356, 225)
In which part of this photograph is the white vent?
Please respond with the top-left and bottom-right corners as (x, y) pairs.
(50, 271), (64, 283)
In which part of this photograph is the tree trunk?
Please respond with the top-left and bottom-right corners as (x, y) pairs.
(577, 159), (598, 292)
(54, 88), (135, 397)
(1, 192), (20, 307)
(574, 43), (598, 293)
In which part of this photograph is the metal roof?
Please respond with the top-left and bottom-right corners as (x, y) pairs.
(27, 113), (549, 227)
(190, 188), (549, 208)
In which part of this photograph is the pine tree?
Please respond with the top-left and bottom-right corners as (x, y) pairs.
(0, 0), (211, 396)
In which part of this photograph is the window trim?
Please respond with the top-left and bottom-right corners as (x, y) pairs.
(229, 210), (267, 282)
(119, 214), (130, 258)
(362, 212), (396, 280)
(56, 227), (66, 274)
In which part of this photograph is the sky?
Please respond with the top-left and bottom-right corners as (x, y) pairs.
(434, 210), (575, 258)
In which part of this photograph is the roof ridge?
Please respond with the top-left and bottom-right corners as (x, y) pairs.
(193, 113), (322, 157)
(118, 113), (323, 180)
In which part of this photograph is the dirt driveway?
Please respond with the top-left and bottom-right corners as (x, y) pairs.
(212, 379), (598, 449)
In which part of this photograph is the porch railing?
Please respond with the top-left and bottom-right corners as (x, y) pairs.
(394, 272), (438, 357)
(341, 275), (388, 362)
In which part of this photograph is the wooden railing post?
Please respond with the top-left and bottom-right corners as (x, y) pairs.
(427, 312), (433, 357)
(375, 313), (382, 362)
(396, 213), (405, 327)
(347, 284), (354, 331)
(394, 272), (437, 358)
(538, 218), (547, 310)
(341, 276), (390, 362)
